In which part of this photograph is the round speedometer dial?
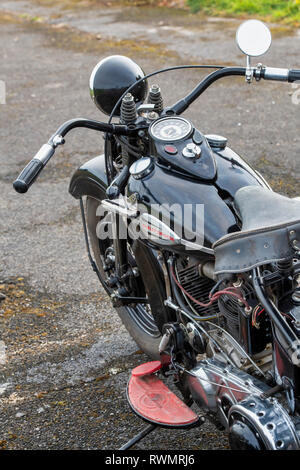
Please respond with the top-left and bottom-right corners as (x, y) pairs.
(149, 117), (192, 142)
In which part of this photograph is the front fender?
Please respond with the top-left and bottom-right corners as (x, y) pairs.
(69, 154), (108, 200)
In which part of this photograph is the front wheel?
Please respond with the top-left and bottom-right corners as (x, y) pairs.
(86, 196), (166, 359)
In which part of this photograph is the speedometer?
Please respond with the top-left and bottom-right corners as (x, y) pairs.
(149, 117), (192, 142)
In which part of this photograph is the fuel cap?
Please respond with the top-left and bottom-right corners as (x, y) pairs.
(205, 134), (227, 149)
(182, 143), (201, 159)
(129, 157), (154, 180)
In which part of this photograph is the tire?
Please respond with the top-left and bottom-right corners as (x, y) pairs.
(86, 196), (164, 359)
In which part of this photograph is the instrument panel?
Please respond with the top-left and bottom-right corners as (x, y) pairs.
(148, 117), (217, 181)
(149, 117), (192, 142)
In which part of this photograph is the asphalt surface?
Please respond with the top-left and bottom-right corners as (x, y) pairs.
(0, 0), (299, 450)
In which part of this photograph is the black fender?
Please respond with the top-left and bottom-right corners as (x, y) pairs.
(69, 154), (108, 200)
(132, 240), (174, 330)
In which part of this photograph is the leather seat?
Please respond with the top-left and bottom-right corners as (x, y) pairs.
(234, 186), (300, 233)
(213, 186), (300, 275)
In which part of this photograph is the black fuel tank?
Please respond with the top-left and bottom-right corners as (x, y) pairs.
(127, 145), (269, 252)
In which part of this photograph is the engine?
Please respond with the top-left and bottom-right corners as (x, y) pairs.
(218, 279), (271, 356)
(175, 261), (271, 358)
(176, 263), (218, 318)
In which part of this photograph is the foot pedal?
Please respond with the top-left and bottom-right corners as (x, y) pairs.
(132, 361), (163, 377)
(127, 361), (199, 428)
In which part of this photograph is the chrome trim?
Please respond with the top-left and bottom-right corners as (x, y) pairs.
(52, 135), (64, 148)
(100, 203), (214, 254)
(264, 67), (289, 81)
(205, 134), (227, 150)
(33, 144), (55, 165)
(149, 116), (192, 142)
(186, 358), (268, 428)
(140, 213), (214, 253)
(229, 395), (300, 450)
(181, 239), (214, 254)
(182, 143), (201, 159)
(140, 213), (181, 245)
(129, 157), (153, 180)
(101, 198), (138, 218)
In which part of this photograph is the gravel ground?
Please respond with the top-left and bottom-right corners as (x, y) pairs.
(0, 0), (299, 450)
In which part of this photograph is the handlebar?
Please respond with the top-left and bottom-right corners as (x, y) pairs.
(13, 65), (300, 194)
(288, 69), (300, 83)
(13, 119), (131, 193)
(259, 67), (300, 82)
(169, 67), (247, 115)
(13, 144), (55, 193)
(47, 118), (130, 145)
(168, 66), (300, 115)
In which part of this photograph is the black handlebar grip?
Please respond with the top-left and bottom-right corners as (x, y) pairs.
(13, 144), (55, 193)
(13, 159), (44, 193)
(288, 69), (300, 83)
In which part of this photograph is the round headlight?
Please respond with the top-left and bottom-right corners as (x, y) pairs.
(89, 55), (148, 116)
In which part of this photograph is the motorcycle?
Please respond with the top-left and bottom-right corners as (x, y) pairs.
(13, 19), (300, 450)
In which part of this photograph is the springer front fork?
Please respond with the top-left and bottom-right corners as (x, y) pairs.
(79, 197), (148, 307)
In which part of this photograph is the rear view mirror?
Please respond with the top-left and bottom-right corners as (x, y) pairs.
(236, 20), (272, 57)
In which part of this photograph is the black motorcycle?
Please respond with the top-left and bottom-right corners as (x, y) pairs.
(13, 20), (300, 450)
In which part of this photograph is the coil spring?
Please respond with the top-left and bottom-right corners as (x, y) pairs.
(148, 84), (163, 114)
(120, 93), (137, 123)
(120, 93), (137, 166)
(277, 258), (293, 274)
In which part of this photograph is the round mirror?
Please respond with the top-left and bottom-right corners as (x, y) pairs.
(236, 20), (272, 57)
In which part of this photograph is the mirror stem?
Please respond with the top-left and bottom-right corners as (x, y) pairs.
(246, 56), (253, 84)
